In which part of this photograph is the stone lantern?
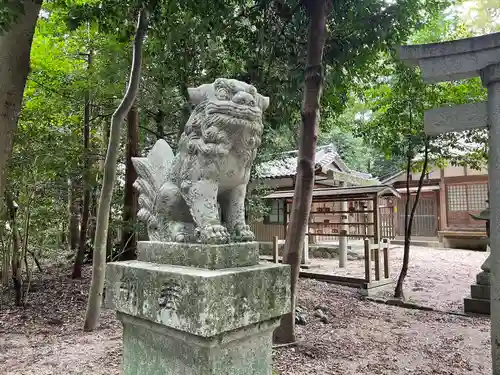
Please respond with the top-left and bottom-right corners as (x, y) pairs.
(464, 199), (491, 314)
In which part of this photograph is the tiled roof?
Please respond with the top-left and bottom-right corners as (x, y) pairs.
(255, 144), (376, 182)
(255, 144), (340, 179)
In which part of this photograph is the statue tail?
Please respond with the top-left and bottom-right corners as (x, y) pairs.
(132, 139), (175, 225)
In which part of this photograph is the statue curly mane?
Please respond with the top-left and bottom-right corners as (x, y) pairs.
(178, 101), (232, 159)
(178, 84), (265, 163)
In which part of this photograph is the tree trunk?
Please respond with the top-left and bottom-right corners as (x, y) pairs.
(106, 211), (113, 261)
(5, 193), (22, 306)
(72, 56), (92, 279)
(155, 109), (165, 140)
(96, 120), (113, 260)
(0, 224), (10, 286)
(60, 221), (67, 249)
(88, 186), (98, 245)
(394, 139), (429, 298)
(273, 0), (328, 345)
(21, 205), (31, 305)
(83, 8), (150, 331)
(67, 178), (80, 251)
(118, 105), (139, 261)
(0, 1), (42, 215)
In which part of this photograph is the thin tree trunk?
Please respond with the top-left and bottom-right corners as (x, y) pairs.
(0, 1), (42, 215)
(97, 120), (113, 259)
(68, 178), (80, 251)
(5, 193), (22, 306)
(0, 225), (9, 286)
(72, 55), (92, 279)
(119, 105), (139, 261)
(177, 82), (192, 146)
(83, 8), (150, 331)
(88, 186), (97, 245)
(394, 138), (429, 298)
(21, 205), (31, 305)
(273, 0), (328, 345)
(28, 250), (42, 272)
(155, 109), (165, 140)
(60, 221), (67, 249)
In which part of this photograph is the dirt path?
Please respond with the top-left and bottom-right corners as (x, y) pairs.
(303, 245), (487, 312)
(0, 265), (490, 375)
(274, 279), (490, 375)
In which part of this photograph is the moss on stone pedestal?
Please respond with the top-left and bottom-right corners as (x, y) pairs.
(137, 241), (260, 269)
(119, 312), (278, 375)
(105, 261), (291, 337)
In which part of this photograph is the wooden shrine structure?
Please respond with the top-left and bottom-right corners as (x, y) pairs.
(263, 185), (400, 294)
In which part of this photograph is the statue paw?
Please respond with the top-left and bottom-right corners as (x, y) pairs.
(231, 223), (255, 242)
(174, 233), (189, 242)
(198, 224), (230, 244)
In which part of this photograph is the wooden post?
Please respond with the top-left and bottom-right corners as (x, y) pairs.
(373, 197), (379, 244)
(373, 244), (381, 281)
(339, 229), (347, 268)
(339, 185), (349, 267)
(283, 199), (288, 237)
(363, 201), (369, 237)
(382, 238), (390, 279)
(272, 236), (279, 264)
(438, 168), (447, 231)
(367, 200), (374, 239)
(363, 238), (372, 283)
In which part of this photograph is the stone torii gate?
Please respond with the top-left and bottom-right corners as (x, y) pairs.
(398, 32), (500, 374)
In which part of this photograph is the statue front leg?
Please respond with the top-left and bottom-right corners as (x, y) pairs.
(222, 184), (255, 242)
(183, 179), (230, 244)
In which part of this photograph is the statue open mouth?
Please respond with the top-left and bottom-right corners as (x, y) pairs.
(206, 102), (261, 121)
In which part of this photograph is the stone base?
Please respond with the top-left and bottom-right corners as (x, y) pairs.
(119, 312), (279, 375)
(105, 242), (291, 375)
(105, 261), (290, 337)
(138, 241), (260, 269)
(476, 270), (490, 286)
(464, 275), (491, 315)
(471, 283), (490, 300)
(464, 297), (490, 315)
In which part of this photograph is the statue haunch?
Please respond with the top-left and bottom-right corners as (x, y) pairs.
(132, 78), (269, 244)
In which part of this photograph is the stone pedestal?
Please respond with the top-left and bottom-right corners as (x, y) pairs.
(105, 241), (291, 375)
(464, 250), (491, 315)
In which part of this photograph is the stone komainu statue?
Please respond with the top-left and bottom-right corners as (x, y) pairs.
(132, 78), (269, 244)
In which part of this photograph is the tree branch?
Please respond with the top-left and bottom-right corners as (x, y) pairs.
(88, 112), (113, 123)
(139, 124), (162, 138)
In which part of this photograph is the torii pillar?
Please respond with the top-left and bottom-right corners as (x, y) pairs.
(398, 32), (500, 374)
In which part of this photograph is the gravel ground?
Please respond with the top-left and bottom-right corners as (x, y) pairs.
(274, 279), (490, 375)
(303, 245), (487, 312)
(0, 257), (491, 375)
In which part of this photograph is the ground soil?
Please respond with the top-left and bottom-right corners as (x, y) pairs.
(0, 247), (491, 375)
(305, 245), (487, 312)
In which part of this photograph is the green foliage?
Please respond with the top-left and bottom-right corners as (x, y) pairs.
(246, 181), (272, 223)
(0, 0), (26, 34)
(1, 0), (466, 275)
(57, 0), (449, 157)
(318, 125), (372, 173)
(454, 0), (500, 35)
(353, 6), (488, 173)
